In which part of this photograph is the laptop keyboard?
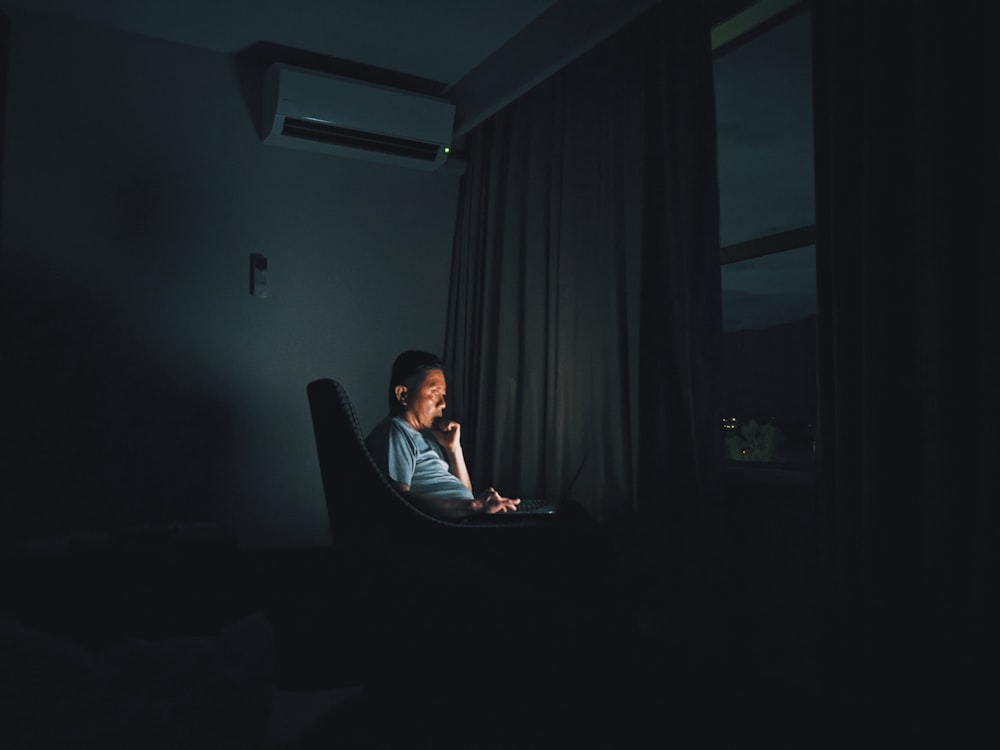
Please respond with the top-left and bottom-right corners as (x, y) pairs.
(517, 497), (556, 513)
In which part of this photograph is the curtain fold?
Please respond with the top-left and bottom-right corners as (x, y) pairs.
(635, 2), (723, 530)
(812, 0), (993, 720)
(444, 0), (720, 525)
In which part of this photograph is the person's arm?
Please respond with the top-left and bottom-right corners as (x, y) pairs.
(392, 482), (519, 521)
(429, 419), (473, 492)
(376, 418), (518, 520)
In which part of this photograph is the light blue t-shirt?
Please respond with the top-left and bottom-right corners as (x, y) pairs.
(365, 416), (474, 500)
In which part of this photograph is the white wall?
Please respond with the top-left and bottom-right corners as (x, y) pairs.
(1, 9), (461, 548)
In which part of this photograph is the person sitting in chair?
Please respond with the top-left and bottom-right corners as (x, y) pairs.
(365, 350), (520, 520)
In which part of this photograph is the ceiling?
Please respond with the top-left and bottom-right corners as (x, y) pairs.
(3, 1), (763, 135)
(5, 0), (693, 135)
(2, 0), (558, 86)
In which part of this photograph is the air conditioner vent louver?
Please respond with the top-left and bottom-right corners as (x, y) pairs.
(281, 118), (441, 162)
(261, 63), (455, 171)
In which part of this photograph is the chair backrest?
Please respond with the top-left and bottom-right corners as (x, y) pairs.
(305, 378), (466, 537)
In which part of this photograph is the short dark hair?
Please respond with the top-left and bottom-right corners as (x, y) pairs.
(387, 350), (445, 414)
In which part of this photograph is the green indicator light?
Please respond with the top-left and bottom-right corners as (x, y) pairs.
(444, 146), (450, 154)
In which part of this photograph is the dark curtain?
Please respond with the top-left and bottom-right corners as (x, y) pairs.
(443, 0), (721, 525)
(813, 0), (994, 726)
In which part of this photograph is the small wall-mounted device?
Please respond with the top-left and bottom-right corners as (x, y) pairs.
(250, 253), (268, 298)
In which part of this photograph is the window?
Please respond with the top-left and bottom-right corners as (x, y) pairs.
(713, 2), (817, 466)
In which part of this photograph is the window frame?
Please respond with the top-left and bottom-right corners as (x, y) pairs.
(712, 0), (818, 483)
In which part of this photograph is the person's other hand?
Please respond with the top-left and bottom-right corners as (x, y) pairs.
(476, 487), (520, 513)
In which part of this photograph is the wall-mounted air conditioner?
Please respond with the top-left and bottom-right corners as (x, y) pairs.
(261, 63), (456, 171)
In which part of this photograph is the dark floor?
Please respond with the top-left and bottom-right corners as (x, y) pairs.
(3, 507), (991, 749)
(253, 513), (846, 749)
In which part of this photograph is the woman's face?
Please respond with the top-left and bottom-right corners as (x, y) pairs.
(401, 368), (447, 430)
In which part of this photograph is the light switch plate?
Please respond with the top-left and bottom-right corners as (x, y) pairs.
(250, 253), (268, 298)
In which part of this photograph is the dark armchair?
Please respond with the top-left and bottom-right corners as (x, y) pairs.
(305, 378), (563, 545)
(303, 378), (616, 689)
